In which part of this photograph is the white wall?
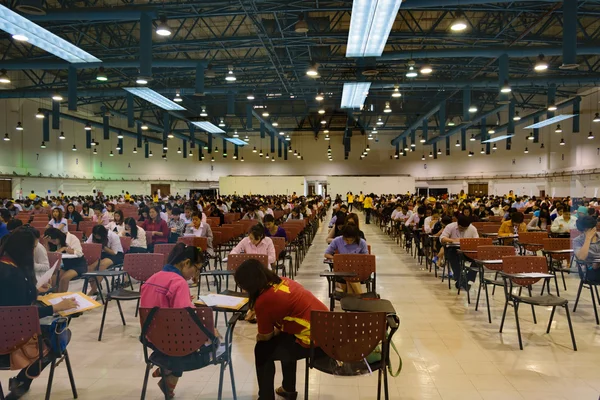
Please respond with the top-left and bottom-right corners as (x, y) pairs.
(327, 176), (415, 198)
(219, 176), (305, 196)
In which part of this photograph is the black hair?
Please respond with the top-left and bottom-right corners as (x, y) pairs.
(263, 214), (275, 224)
(113, 210), (124, 224)
(341, 224), (362, 244)
(457, 214), (471, 228)
(150, 206), (162, 222)
(0, 228), (36, 284)
(124, 217), (138, 238)
(7, 219), (23, 231)
(576, 215), (597, 232)
(511, 212), (524, 224)
(537, 210), (550, 227)
(172, 207), (182, 216)
(249, 224), (265, 240)
(166, 243), (203, 266)
(441, 215), (453, 226)
(93, 204), (104, 212)
(0, 209), (11, 223)
(417, 206), (426, 215)
(234, 258), (281, 308)
(91, 225), (109, 247)
(44, 227), (67, 247)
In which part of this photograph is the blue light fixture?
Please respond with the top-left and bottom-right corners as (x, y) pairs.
(123, 88), (186, 111)
(482, 134), (515, 143)
(0, 5), (101, 63)
(190, 121), (226, 134)
(346, 0), (403, 57)
(341, 82), (371, 109)
(524, 114), (576, 129)
(225, 138), (247, 146)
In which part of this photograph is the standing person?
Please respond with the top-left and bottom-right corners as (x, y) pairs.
(234, 259), (328, 400)
(142, 206), (169, 252)
(347, 192), (354, 212)
(363, 193), (373, 224)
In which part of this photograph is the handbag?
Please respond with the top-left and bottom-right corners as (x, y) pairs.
(365, 339), (402, 377)
(42, 317), (71, 355)
(9, 334), (48, 373)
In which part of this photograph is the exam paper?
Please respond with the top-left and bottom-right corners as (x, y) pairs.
(36, 260), (59, 289)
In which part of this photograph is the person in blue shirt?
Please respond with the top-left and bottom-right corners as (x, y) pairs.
(324, 225), (368, 259)
(0, 209), (11, 239)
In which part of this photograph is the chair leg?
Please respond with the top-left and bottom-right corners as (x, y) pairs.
(304, 361), (309, 400)
(98, 299), (110, 341)
(514, 302), (523, 350)
(499, 299), (509, 333)
(160, 370), (169, 400)
(546, 306), (556, 333)
(484, 283), (492, 324)
(573, 280), (584, 312)
(590, 285), (600, 325)
(134, 298), (141, 318)
(44, 360), (57, 400)
(140, 364), (151, 400)
(560, 271), (567, 291)
(228, 359), (237, 400)
(116, 300), (126, 326)
(64, 350), (78, 399)
(564, 304), (578, 351)
(527, 286), (537, 324)
(553, 272), (561, 297)
(383, 361), (389, 400)
(492, 272), (499, 295)
(475, 281), (483, 311)
(595, 285), (600, 306)
(376, 361), (382, 400)
(217, 361), (226, 400)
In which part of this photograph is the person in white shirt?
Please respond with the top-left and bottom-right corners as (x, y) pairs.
(286, 207), (303, 221)
(440, 215), (479, 289)
(107, 210), (126, 236)
(405, 207), (423, 228)
(44, 227), (87, 293)
(423, 209), (441, 234)
(47, 207), (68, 233)
(391, 204), (403, 221)
(30, 228), (50, 282)
(123, 217), (147, 252)
(551, 211), (577, 234)
(85, 225), (124, 295)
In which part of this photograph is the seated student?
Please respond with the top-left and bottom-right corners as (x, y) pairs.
(181, 206), (193, 225)
(139, 244), (204, 399)
(328, 204), (348, 228)
(85, 225), (124, 296)
(0, 209), (10, 239)
(106, 203), (116, 221)
(345, 212), (366, 241)
(209, 204), (225, 226)
(168, 208), (186, 243)
(462, 206), (479, 223)
(324, 225), (368, 258)
(64, 203), (83, 228)
(286, 207), (303, 222)
(574, 216), (600, 283)
(107, 210), (126, 236)
(243, 206), (262, 223)
(186, 211), (214, 255)
(138, 206), (150, 222)
(326, 214), (346, 244)
(527, 210), (550, 231)
(424, 209), (441, 234)
(551, 207), (577, 234)
(474, 203), (489, 220)
(234, 259), (328, 400)
(142, 206), (169, 252)
(80, 203), (91, 218)
(123, 217), (148, 253)
(44, 227), (87, 293)
(499, 211), (527, 236)
(440, 215), (479, 290)
(46, 207), (68, 234)
(264, 214), (286, 240)
(405, 206), (425, 228)
(0, 228), (78, 400)
(92, 204), (110, 227)
(230, 224), (276, 267)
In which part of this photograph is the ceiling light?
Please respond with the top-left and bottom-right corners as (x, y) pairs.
(560, 138), (565, 145)
(173, 93), (183, 102)
(225, 67), (236, 82)
(96, 67), (108, 81)
(480, 148), (485, 154)
(555, 124), (562, 133)
(266, 153), (270, 159)
(469, 134), (475, 141)
(346, 0), (402, 57)
(376, 117), (384, 126)
(368, 134), (373, 140)
(468, 105), (477, 113)
(318, 109), (325, 115)
(455, 140), (460, 147)
(163, 142), (168, 150)
(534, 54), (548, 72)
(117, 131), (124, 139)
(233, 130), (239, 138)
(293, 149), (298, 155)
(40, 141), (46, 148)
(421, 154), (425, 161)
(420, 137), (426, 143)
(279, 131), (285, 136)
(405, 65), (418, 78)
(191, 121), (225, 134)
(325, 135), (330, 141)
(500, 80), (511, 93)
(513, 111), (521, 121)
(297, 154), (302, 159)
(262, 111), (270, 117)
(116, 143), (121, 150)
(315, 92), (324, 101)
(285, 135), (291, 141)
(324, 129), (330, 134)
(218, 119), (226, 127)
(272, 121), (279, 127)
(232, 154), (237, 159)
(341, 82), (371, 109)
(52, 93), (63, 101)
(404, 145), (409, 151)
(527, 132), (535, 140)
(93, 148), (97, 154)
(366, 145), (371, 152)
(15, 122), (23, 131)
(200, 108), (208, 117)
(175, 147), (181, 154)
(72, 144), (77, 151)
(437, 148), (442, 155)
(214, 147), (219, 153)
(59, 131), (65, 140)
(109, 151), (114, 157)
(124, 87), (185, 111)
(189, 150), (193, 157)
(0, 4), (101, 63)
(211, 157), (215, 162)
(84, 122), (92, 131)
(420, 64), (433, 74)
(392, 87), (401, 98)
(488, 128), (495, 134)
(247, 93), (255, 100)
(524, 147), (529, 154)
(447, 119), (456, 126)
(136, 77), (149, 85)
(450, 12), (468, 32)
(320, 119), (327, 125)
(410, 142), (416, 148)
(493, 143), (497, 150)
(288, 147), (293, 153)
(240, 156), (244, 162)
(540, 143), (545, 149)
(133, 147), (138, 154)
(383, 101), (392, 113)
(259, 149), (263, 156)
(0, 70), (10, 84)
(468, 151), (474, 157)
(253, 147), (257, 153)
(245, 135), (250, 141)
(588, 131), (595, 139)
(306, 63), (319, 77)
(3, 133), (9, 141)
(594, 113), (600, 123)
(155, 16), (172, 36)
(547, 103), (557, 111)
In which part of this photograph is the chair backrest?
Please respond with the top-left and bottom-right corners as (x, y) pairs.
(124, 253), (164, 282)
(0, 306), (42, 355)
(70, 231), (84, 242)
(227, 254), (269, 271)
(518, 232), (549, 252)
(119, 236), (132, 253)
(271, 237), (286, 260)
(223, 213), (236, 224)
(139, 307), (214, 357)
(145, 230), (153, 245)
(480, 224), (501, 234)
(502, 256), (548, 287)
(46, 252), (63, 269)
(217, 226), (234, 243)
(81, 243), (102, 267)
(542, 238), (572, 261)
(227, 223), (245, 238)
(67, 224), (77, 232)
(475, 245), (514, 271)
(177, 236), (207, 251)
(212, 231), (223, 247)
(79, 221), (95, 238)
(239, 219), (256, 233)
(153, 243), (177, 265)
(206, 217), (221, 227)
(33, 214), (49, 221)
(488, 216), (503, 222)
(460, 238), (493, 252)
(31, 221), (48, 230)
(471, 222), (487, 229)
(332, 254), (376, 282)
(310, 311), (387, 363)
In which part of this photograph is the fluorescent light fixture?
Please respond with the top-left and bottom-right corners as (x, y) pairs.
(191, 121), (226, 134)
(524, 114), (576, 129)
(482, 134), (515, 143)
(346, 0), (403, 57)
(247, 93), (255, 100)
(0, 5), (101, 63)
(272, 121), (279, 127)
(123, 87), (186, 111)
(341, 82), (371, 109)
(225, 138), (248, 146)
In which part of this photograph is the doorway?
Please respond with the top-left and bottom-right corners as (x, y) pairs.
(151, 184), (171, 198)
(0, 179), (11, 199)
(468, 183), (489, 196)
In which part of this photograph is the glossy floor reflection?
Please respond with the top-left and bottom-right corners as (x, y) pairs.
(2, 210), (600, 400)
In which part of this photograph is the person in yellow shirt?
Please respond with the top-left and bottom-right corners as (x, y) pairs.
(347, 192), (354, 211)
(124, 191), (131, 201)
(358, 192), (365, 211)
(363, 193), (373, 224)
(459, 189), (467, 200)
(28, 190), (37, 201)
(498, 212), (527, 244)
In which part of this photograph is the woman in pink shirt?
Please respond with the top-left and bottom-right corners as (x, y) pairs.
(140, 243), (202, 398)
(230, 224), (276, 267)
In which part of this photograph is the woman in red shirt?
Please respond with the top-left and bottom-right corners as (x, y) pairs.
(142, 206), (169, 252)
(234, 259), (328, 400)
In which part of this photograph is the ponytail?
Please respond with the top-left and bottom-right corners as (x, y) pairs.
(166, 243), (203, 266)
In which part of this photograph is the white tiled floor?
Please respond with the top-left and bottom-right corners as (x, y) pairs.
(3, 210), (600, 399)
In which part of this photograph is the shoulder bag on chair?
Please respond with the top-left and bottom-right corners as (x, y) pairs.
(366, 339), (402, 378)
(5, 334), (49, 374)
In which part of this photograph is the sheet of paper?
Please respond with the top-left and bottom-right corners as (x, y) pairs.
(46, 293), (98, 314)
(197, 294), (247, 309)
(515, 273), (553, 278)
(36, 260), (59, 289)
(61, 253), (79, 259)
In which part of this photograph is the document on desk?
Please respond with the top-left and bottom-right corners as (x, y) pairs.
(40, 292), (102, 316)
(514, 273), (553, 278)
(196, 294), (248, 310)
(36, 260), (59, 289)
